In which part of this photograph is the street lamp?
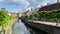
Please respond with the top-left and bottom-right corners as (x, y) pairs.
(56, 18), (58, 25)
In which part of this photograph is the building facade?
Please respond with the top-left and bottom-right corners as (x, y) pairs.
(25, 10), (32, 16)
(38, 2), (60, 12)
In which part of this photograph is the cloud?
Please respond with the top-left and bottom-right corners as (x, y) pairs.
(0, 0), (3, 2)
(0, 0), (56, 8)
(26, 7), (31, 10)
(36, 5), (41, 8)
(27, 0), (38, 7)
(50, 0), (57, 4)
(0, 0), (57, 11)
(2, 0), (30, 8)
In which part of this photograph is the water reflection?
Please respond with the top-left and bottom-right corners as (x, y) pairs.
(12, 21), (30, 34)
(12, 20), (44, 34)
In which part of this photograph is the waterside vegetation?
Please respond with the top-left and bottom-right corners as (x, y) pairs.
(22, 9), (60, 22)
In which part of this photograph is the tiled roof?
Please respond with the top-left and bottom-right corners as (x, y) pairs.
(38, 3), (60, 12)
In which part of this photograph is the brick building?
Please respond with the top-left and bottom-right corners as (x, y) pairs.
(25, 10), (32, 16)
(38, 2), (60, 12)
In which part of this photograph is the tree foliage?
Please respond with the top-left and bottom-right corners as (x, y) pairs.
(0, 11), (10, 26)
(23, 9), (60, 21)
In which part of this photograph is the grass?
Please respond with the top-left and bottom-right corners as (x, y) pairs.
(10, 15), (16, 19)
(11, 19), (17, 34)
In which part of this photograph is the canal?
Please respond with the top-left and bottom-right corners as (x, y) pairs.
(12, 20), (46, 34)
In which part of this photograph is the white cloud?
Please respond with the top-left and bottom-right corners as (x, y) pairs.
(0, 0), (30, 8)
(0, 0), (57, 11)
(0, 0), (3, 3)
(36, 5), (41, 8)
(0, 0), (3, 2)
(11, 0), (30, 5)
(26, 7), (31, 11)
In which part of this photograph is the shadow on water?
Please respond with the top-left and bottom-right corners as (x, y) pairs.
(23, 22), (50, 34)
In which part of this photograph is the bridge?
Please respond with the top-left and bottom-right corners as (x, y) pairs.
(10, 12), (24, 17)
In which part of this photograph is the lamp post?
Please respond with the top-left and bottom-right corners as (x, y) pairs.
(56, 18), (58, 25)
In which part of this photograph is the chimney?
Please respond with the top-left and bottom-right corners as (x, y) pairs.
(57, 0), (60, 3)
(47, 3), (50, 5)
(41, 5), (43, 8)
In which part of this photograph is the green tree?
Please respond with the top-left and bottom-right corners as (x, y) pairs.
(30, 14), (34, 20)
(0, 11), (10, 32)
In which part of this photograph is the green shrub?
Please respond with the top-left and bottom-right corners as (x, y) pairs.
(23, 9), (60, 21)
(0, 11), (10, 27)
(10, 15), (16, 19)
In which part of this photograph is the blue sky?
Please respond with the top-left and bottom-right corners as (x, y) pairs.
(0, 0), (57, 12)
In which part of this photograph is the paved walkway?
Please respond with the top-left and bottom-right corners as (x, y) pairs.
(28, 20), (60, 27)
(5, 19), (17, 34)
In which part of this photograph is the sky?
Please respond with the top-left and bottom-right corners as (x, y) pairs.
(0, 0), (57, 12)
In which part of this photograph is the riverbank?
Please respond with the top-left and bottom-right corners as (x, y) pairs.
(5, 18), (17, 34)
(21, 18), (50, 34)
(21, 18), (60, 34)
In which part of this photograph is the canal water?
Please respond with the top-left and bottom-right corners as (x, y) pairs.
(12, 20), (44, 34)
